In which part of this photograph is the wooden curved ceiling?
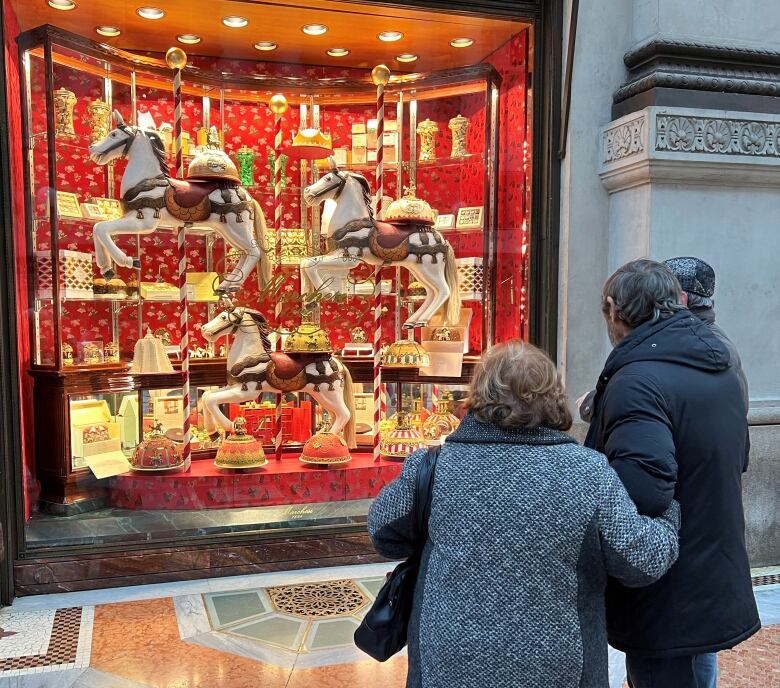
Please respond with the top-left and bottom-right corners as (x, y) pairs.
(12, 0), (528, 72)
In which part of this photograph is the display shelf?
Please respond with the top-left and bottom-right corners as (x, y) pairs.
(108, 451), (402, 510)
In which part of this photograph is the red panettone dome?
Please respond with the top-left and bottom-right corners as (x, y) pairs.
(215, 417), (268, 470)
(130, 422), (183, 472)
(300, 432), (352, 466)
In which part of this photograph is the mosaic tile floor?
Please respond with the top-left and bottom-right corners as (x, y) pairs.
(0, 563), (776, 687)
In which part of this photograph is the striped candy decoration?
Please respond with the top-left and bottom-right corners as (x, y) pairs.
(268, 96), (287, 461)
(370, 65), (389, 462)
(173, 64), (190, 469)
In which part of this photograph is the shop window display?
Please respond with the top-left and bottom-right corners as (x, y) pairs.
(4, 1), (532, 553)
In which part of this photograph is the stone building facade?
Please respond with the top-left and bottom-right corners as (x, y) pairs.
(559, 0), (779, 565)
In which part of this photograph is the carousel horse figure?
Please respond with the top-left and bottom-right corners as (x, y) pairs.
(301, 158), (461, 329)
(200, 307), (356, 447)
(88, 111), (271, 295)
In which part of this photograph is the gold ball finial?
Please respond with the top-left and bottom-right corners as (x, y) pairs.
(165, 47), (188, 71)
(371, 64), (391, 87)
(269, 93), (288, 115)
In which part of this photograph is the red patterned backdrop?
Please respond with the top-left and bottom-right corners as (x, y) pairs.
(6, 11), (530, 515)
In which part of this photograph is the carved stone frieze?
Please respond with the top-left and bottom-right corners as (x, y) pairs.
(614, 39), (780, 105)
(656, 115), (780, 157)
(603, 116), (646, 163)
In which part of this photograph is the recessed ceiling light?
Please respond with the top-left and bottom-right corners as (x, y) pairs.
(222, 16), (248, 28)
(95, 26), (121, 37)
(450, 37), (474, 48)
(48, 0), (76, 9)
(136, 7), (164, 19)
(327, 48), (349, 57)
(254, 41), (278, 52)
(378, 31), (403, 42)
(177, 34), (201, 44)
(395, 53), (418, 63)
(302, 24), (328, 36)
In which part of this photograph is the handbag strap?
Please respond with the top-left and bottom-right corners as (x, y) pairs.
(414, 446), (441, 551)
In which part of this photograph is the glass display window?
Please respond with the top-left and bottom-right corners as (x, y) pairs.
(3, 0), (539, 581)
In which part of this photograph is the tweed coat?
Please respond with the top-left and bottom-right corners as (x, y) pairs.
(368, 414), (680, 688)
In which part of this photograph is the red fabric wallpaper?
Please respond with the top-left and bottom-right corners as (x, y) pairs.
(9, 22), (530, 516)
(27, 35), (528, 357)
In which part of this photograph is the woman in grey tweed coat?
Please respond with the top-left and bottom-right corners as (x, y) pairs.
(368, 341), (680, 688)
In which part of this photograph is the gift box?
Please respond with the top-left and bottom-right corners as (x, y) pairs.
(35, 250), (93, 299)
(70, 398), (123, 468)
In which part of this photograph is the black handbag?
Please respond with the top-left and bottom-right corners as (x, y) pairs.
(354, 446), (440, 661)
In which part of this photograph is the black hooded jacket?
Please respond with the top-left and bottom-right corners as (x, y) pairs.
(585, 310), (759, 657)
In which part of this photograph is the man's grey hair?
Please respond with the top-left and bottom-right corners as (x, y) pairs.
(685, 292), (714, 310)
(603, 259), (685, 329)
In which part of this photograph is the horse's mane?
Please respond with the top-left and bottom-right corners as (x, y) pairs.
(242, 309), (272, 351)
(142, 130), (171, 178)
(345, 172), (375, 221)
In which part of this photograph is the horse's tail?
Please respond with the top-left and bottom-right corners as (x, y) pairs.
(444, 243), (462, 325)
(338, 358), (357, 449)
(253, 199), (272, 289)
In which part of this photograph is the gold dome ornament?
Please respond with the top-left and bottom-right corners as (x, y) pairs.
(383, 339), (430, 367)
(371, 64), (391, 87)
(380, 413), (427, 460)
(269, 93), (288, 116)
(384, 186), (436, 226)
(165, 47), (188, 71)
(187, 150), (241, 183)
(423, 393), (460, 443)
(130, 421), (184, 472)
(215, 417), (268, 469)
(300, 432), (352, 466)
(284, 314), (333, 354)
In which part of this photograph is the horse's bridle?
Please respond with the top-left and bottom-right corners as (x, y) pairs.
(208, 308), (245, 338)
(308, 169), (349, 200)
(99, 122), (139, 157)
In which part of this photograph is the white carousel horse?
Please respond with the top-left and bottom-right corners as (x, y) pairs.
(301, 159), (461, 329)
(200, 307), (356, 447)
(88, 111), (271, 294)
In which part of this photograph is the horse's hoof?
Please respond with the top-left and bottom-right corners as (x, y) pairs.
(102, 269), (115, 280)
(402, 322), (416, 330)
(132, 259), (141, 269)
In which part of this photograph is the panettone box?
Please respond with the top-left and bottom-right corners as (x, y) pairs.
(185, 273), (219, 302)
(423, 307), (473, 355)
(70, 398), (123, 469)
(35, 250), (93, 299)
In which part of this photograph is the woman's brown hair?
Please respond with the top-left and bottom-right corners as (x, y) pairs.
(465, 340), (572, 431)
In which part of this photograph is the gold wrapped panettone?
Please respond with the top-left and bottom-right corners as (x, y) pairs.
(187, 150), (241, 183)
(284, 319), (332, 354)
(406, 281), (428, 302)
(423, 393), (461, 443)
(300, 432), (352, 466)
(380, 413), (427, 459)
(214, 417), (267, 469)
(383, 339), (430, 367)
(384, 187), (436, 226)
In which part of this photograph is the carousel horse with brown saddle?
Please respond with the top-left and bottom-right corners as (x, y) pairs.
(301, 158), (461, 329)
(88, 111), (271, 295)
(200, 307), (356, 446)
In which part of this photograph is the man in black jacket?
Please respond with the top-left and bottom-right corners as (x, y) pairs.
(584, 259), (759, 688)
